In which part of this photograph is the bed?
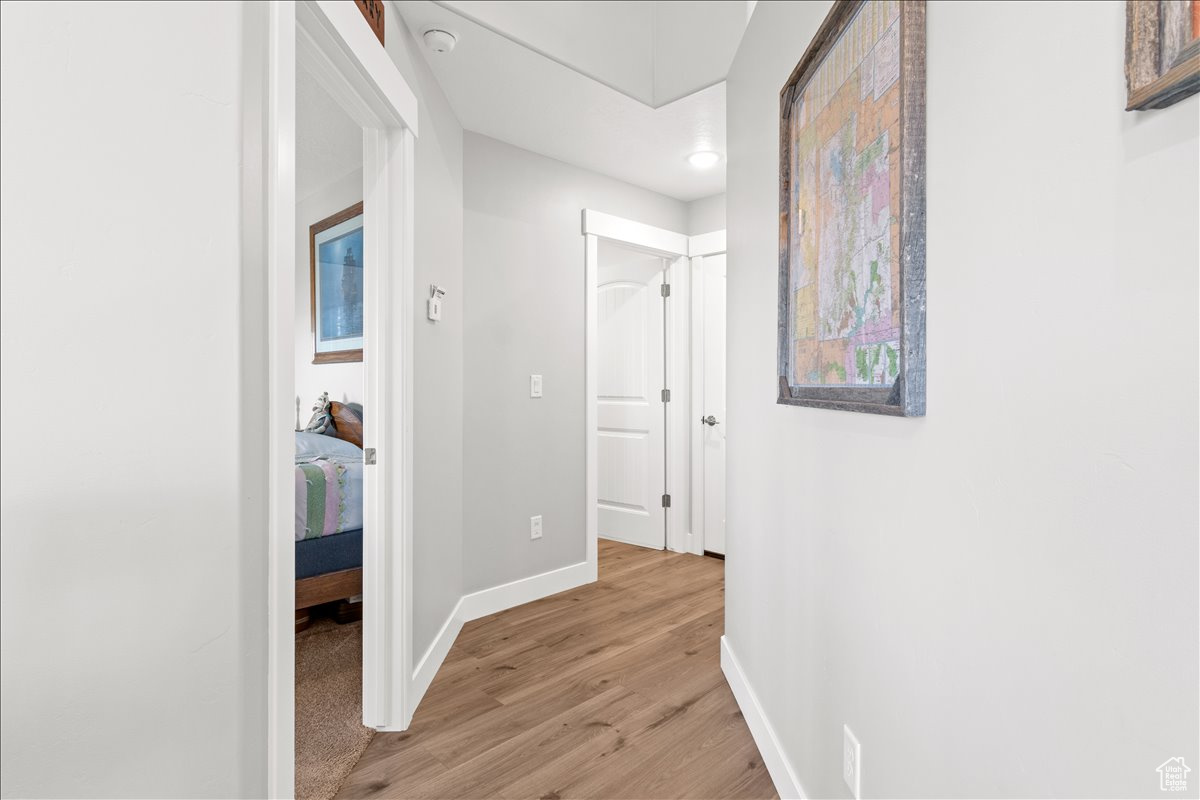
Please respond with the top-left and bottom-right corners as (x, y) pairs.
(295, 401), (364, 631)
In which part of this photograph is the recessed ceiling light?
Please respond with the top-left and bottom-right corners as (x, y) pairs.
(687, 151), (721, 169)
(423, 29), (457, 54)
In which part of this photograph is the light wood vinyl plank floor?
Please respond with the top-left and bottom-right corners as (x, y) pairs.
(336, 539), (777, 800)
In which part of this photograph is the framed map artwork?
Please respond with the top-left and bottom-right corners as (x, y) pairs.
(1124, 0), (1200, 110)
(777, 0), (926, 416)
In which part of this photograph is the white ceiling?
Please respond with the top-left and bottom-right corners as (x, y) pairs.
(396, 1), (749, 201)
(437, 1), (747, 107)
(296, 65), (362, 202)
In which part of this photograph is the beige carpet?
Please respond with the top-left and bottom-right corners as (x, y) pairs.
(296, 618), (375, 800)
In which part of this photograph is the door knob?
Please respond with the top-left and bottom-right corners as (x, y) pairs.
(701, 415), (719, 426)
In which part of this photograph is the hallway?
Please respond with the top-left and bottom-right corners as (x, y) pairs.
(336, 540), (776, 799)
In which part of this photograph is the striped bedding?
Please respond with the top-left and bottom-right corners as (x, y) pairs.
(294, 458), (364, 541)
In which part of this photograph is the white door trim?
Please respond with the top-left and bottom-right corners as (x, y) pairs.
(664, 253), (689, 555)
(584, 232), (600, 577)
(582, 211), (689, 566)
(260, 5), (295, 794)
(689, 229), (727, 258)
(260, 3), (419, 795)
(583, 209), (690, 257)
(688, 231), (727, 557)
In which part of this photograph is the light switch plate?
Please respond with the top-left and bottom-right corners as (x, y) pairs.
(530, 374), (543, 398)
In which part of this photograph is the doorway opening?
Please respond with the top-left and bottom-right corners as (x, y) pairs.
(688, 232), (727, 558)
(582, 211), (728, 569)
(582, 211), (690, 569)
(255, 3), (420, 796)
(292, 56), (370, 799)
(596, 239), (670, 551)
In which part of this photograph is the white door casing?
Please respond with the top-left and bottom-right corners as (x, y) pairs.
(582, 211), (689, 576)
(701, 254), (727, 555)
(597, 245), (666, 550)
(260, 3), (419, 795)
(688, 231), (727, 558)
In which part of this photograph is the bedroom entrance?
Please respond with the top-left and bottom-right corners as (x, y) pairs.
(258, 3), (420, 798)
(292, 54), (371, 800)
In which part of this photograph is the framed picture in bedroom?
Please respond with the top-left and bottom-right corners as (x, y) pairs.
(1125, 0), (1200, 110)
(310, 201), (364, 364)
(777, 0), (926, 416)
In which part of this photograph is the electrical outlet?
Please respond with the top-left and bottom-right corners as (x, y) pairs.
(530, 515), (543, 540)
(843, 725), (861, 800)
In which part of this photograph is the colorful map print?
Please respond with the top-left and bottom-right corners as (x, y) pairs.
(788, 0), (902, 387)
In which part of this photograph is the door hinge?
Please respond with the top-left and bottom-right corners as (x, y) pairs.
(364, 447), (377, 465)
(661, 283), (671, 298)
(661, 388), (671, 402)
(662, 493), (672, 508)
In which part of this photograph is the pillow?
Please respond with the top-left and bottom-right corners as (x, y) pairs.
(304, 392), (335, 435)
(295, 431), (363, 461)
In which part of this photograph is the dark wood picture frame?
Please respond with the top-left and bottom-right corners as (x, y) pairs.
(1125, 0), (1200, 110)
(309, 201), (364, 364)
(777, 0), (926, 416)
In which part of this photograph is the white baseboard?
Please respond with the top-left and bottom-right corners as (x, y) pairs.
(458, 560), (593, 622)
(720, 636), (807, 800)
(406, 561), (595, 726)
(411, 597), (464, 705)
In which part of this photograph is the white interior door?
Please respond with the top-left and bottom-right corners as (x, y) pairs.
(702, 254), (726, 555)
(597, 243), (666, 550)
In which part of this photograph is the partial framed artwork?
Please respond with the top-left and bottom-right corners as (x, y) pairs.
(777, 0), (926, 416)
(1125, 0), (1200, 110)
(310, 202), (364, 364)
(353, 0), (385, 46)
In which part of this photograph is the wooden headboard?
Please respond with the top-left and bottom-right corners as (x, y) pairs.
(328, 402), (364, 449)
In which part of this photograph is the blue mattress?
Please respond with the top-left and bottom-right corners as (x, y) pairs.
(295, 528), (362, 580)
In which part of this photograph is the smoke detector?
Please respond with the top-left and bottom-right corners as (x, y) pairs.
(423, 29), (457, 54)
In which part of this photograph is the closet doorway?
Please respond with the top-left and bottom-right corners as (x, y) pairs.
(596, 240), (669, 550)
(582, 211), (689, 569)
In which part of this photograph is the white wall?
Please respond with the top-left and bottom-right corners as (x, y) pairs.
(0, 3), (469, 795)
(381, 11), (466, 660)
(0, 2), (264, 797)
(295, 167), (365, 418)
(687, 192), (726, 235)
(463, 133), (688, 593)
(725, 2), (1198, 798)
